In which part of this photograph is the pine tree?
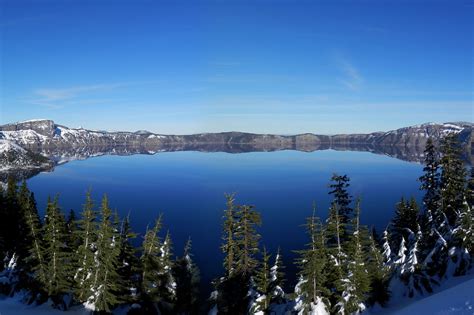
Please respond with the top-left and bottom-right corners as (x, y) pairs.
(467, 168), (474, 208)
(85, 195), (121, 313)
(140, 216), (163, 304)
(253, 246), (271, 314)
(336, 199), (370, 314)
(328, 174), (353, 234)
(116, 214), (139, 304)
(74, 191), (97, 302)
(173, 238), (200, 315)
(269, 247), (286, 304)
(216, 197), (261, 315)
(23, 191), (47, 296)
(366, 230), (390, 307)
(157, 231), (176, 311)
(234, 204), (261, 275)
(419, 138), (441, 215)
(42, 196), (71, 308)
(294, 208), (330, 314)
(389, 197), (419, 253)
(440, 133), (467, 226)
(221, 193), (238, 276)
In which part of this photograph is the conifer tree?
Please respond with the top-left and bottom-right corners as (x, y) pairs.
(366, 231), (390, 307)
(335, 199), (370, 314)
(467, 168), (474, 208)
(173, 238), (200, 315)
(440, 133), (467, 226)
(117, 215), (139, 303)
(85, 195), (121, 313)
(328, 174), (353, 233)
(294, 208), (330, 314)
(221, 193), (237, 275)
(74, 191), (97, 302)
(23, 191), (47, 295)
(253, 246), (271, 314)
(42, 196), (71, 308)
(234, 204), (261, 275)
(269, 247), (286, 304)
(140, 216), (163, 304)
(157, 231), (176, 311)
(389, 197), (419, 253)
(419, 138), (441, 215)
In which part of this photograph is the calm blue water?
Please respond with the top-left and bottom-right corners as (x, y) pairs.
(26, 150), (423, 289)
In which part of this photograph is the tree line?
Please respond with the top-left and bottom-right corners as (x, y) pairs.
(0, 133), (472, 315)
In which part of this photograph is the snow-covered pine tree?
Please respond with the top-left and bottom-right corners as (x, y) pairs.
(366, 230), (390, 307)
(74, 191), (97, 302)
(294, 208), (330, 314)
(42, 196), (72, 309)
(269, 247), (286, 305)
(117, 214), (139, 304)
(467, 168), (474, 208)
(140, 215), (163, 305)
(252, 246), (271, 314)
(335, 199), (370, 315)
(84, 195), (121, 313)
(440, 133), (467, 226)
(156, 231), (176, 312)
(419, 138), (441, 217)
(389, 197), (419, 254)
(173, 238), (200, 315)
(381, 228), (393, 266)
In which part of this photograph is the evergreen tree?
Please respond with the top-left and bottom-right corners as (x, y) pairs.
(234, 204), (261, 275)
(467, 168), (474, 208)
(269, 247), (286, 304)
(253, 246), (271, 314)
(440, 133), (467, 226)
(294, 208), (330, 314)
(85, 195), (121, 313)
(42, 196), (71, 308)
(419, 138), (441, 215)
(157, 231), (176, 312)
(23, 191), (47, 297)
(74, 191), (97, 302)
(216, 197), (262, 315)
(335, 199), (370, 314)
(117, 215), (139, 304)
(328, 174), (353, 231)
(173, 238), (200, 315)
(366, 230), (390, 307)
(221, 193), (237, 275)
(140, 215), (163, 308)
(389, 197), (419, 253)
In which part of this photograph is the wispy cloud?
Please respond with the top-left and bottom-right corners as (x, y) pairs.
(337, 57), (364, 91)
(26, 81), (159, 109)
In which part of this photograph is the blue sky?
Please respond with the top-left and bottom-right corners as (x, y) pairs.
(1, 0), (472, 134)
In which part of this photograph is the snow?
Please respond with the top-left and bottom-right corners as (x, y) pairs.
(0, 139), (26, 154)
(379, 274), (474, 315)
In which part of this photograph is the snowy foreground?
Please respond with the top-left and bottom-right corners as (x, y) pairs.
(1, 274), (473, 315)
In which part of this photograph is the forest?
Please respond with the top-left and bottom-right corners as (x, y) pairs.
(0, 133), (472, 315)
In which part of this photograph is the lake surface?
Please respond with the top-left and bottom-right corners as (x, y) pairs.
(26, 149), (423, 290)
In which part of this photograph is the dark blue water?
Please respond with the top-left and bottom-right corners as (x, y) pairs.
(26, 150), (423, 289)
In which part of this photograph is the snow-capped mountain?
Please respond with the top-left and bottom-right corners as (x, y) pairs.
(0, 139), (52, 171)
(0, 119), (472, 173)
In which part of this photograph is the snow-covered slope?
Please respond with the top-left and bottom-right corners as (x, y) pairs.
(0, 139), (51, 171)
(392, 275), (474, 314)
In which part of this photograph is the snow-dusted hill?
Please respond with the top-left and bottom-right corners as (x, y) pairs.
(0, 119), (472, 174)
(0, 139), (52, 171)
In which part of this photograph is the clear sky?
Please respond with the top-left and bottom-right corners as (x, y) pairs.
(1, 0), (473, 134)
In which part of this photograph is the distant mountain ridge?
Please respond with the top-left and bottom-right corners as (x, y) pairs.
(0, 119), (472, 177)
